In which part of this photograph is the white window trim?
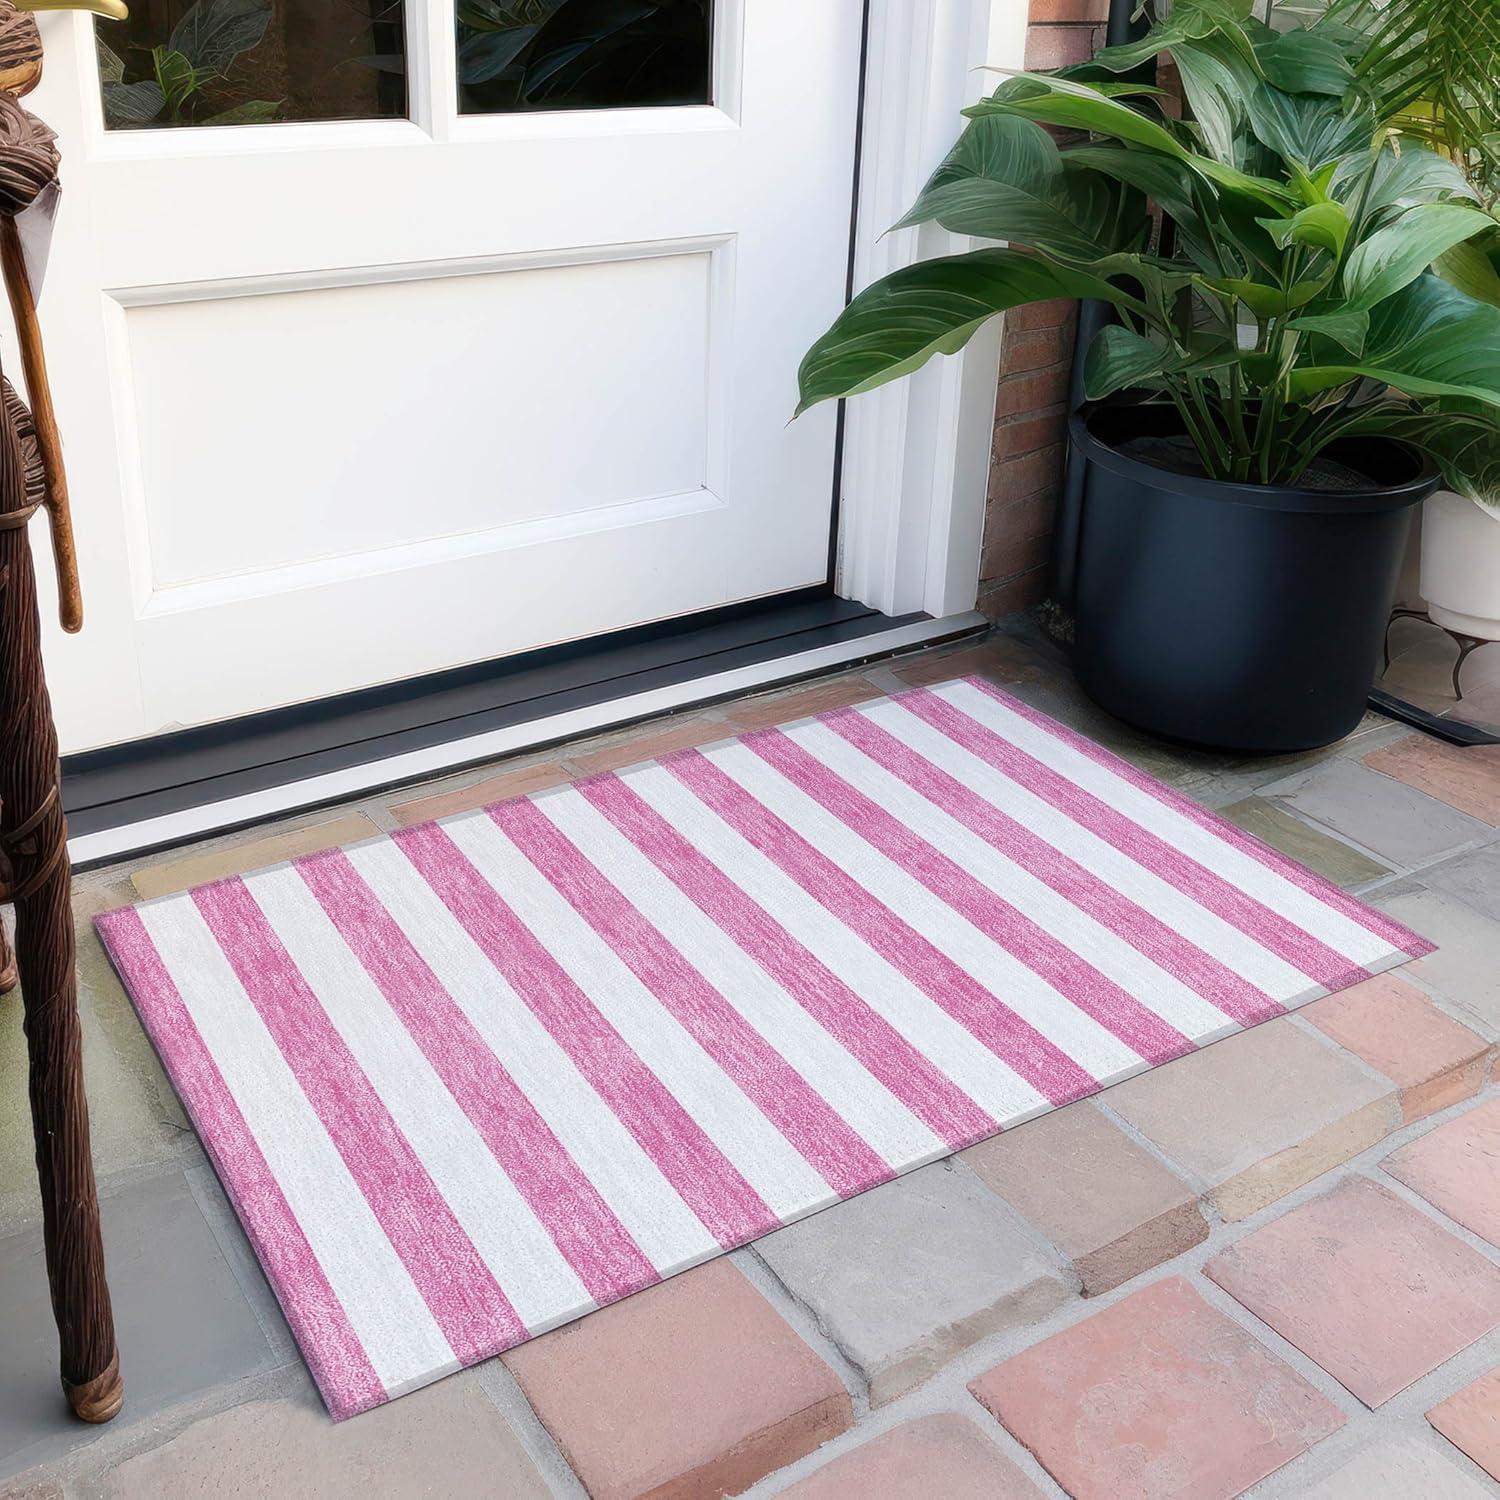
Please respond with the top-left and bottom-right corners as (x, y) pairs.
(838, 0), (1030, 620)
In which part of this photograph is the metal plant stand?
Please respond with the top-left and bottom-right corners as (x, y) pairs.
(1383, 606), (1497, 702)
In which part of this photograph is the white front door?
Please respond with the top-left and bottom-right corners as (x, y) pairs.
(23, 1), (862, 754)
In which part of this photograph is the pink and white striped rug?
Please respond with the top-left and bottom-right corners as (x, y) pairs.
(97, 677), (1431, 1419)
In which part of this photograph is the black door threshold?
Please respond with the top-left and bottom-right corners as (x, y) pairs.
(64, 590), (941, 852)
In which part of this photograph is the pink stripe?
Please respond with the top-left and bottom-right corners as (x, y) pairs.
(748, 728), (1191, 1066)
(824, 708), (1282, 1028)
(962, 677), (1434, 959)
(393, 820), (776, 1247)
(95, 908), (386, 1421)
(494, 797), (892, 1197)
(665, 748), (1098, 1106)
(578, 774), (999, 1150)
(899, 688), (1370, 991)
(191, 878), (526, 1364)
(296, 848), (659, 1305)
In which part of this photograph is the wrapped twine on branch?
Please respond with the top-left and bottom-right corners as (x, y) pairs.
(0, 22), (122, 1421)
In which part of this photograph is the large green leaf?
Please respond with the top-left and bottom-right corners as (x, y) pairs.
(1257, 200), (1350, 257)
(1288, 273), (1500, 404)
(1253, 29), (1354, 95)
(1342, 203), (1495, 309)
(896, 116), (1133, 262)
(1060, 145), (1203, 227)
(1083, 326), (1236, 399)
(1246, 84), (1373, 169)
(1331, 141), (1477, 226)
(1170, 33), (1261, 167)
(1434, 237), (1500, 308)
(796, 249), (1140, 414)
(1199, 274), (1328, 318)
(968, 74), (1296, 210)
(1289, 308), (1369, 354)
(1089, 0), (1255, 73)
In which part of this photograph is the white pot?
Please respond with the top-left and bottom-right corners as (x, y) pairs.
(1419, 489), (1500, 641)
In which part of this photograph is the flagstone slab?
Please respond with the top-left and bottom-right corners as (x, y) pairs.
(1205, 1177), (1500, 1407)
(1219, 797), (1390, 886)
(1377, 889), (1500, 1038)
(779, 1414), (1043, 1499)
(1106, 1020), (1398, 1220)
(961, 1101), (1206, 1295)
(503, 1259), (852, 1500)
(1297, 1435), (1496, 1498)
(1304, 972), (1492, 1122)
(753, 1162), (1074, 1405)
(96, 1377), (551, 1499)
(1421, 844), (1500, 923)
(1269, 759), (1492, 867)
(1363, 736), (1500, 826)
(968, 1276), (1344, 1500)
(1383, 1097), (1500, 1250)
(1427, 1366), (1500, 1483)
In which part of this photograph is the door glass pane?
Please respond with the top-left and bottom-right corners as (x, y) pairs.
(96, 2), (406, 130)
(457, 0), (711, 116)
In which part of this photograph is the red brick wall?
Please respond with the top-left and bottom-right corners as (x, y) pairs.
(977, 0), (1107, 618)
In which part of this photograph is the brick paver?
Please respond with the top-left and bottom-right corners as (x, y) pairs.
(779, 1415), (1043, 1499)
(1383, 1097), (1500, 1249)
(502, 1259), (851, 1500)
(721, 676), (882, 731)
(889, 636), (1045, 688)
(1106, 1020), (1398, 1220)
(1304, 973), (1492, 1122)
(962, 1101), (1206, 1295)
(968, 1276), (1344, 1499)
(1205, 1177), (1500, 1406)
(128, 812), (381, 900)
(389, 761), (571, 825)
(1363, 736), (1500, 825)
(753, 1163), (1073, 1405)
(566, 716), (728, 777)
(1428, 1366), (1500, 1482)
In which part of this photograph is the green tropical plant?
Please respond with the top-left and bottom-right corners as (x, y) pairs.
(1295, 0), (1500, 512)
(98, 0), (279, 129)
(796, 0), (1500, 490)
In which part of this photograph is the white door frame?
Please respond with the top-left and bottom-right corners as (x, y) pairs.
(42, 0), (1022, 863)
(838, 0), (1028, 621)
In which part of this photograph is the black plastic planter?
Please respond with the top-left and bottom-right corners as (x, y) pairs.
(1070, 404), (1438, 754)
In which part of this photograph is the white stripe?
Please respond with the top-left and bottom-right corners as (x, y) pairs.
(539, 791), (946, 1170)
(700, 742), (1143, 1084)
(623, 764), (1049, 1126)
(440, 812), (837, 1223)
(243, 866), (593, 1333)
(138, 898), (454, 1394)
(344, 838), (719, 1275)
(937, 680), (1395, 967)
(788, 719), (1236, 1042)
(865, 697), (1319, 999)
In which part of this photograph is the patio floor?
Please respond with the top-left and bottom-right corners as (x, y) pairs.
(3, 615), (1499, 1499)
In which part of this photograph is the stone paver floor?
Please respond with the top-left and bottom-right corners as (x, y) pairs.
(3, 615), (1500, 1498)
